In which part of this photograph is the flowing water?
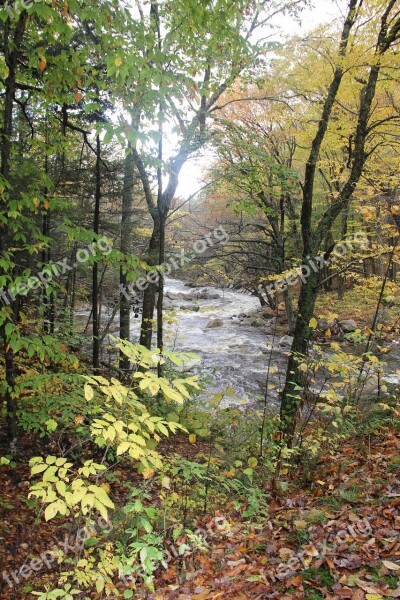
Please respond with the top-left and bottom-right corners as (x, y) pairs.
(78, 277), (400, 408)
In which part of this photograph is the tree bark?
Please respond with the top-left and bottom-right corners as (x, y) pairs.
(0, 13), (27, 446)
(139, 213), (162, 349)
(119, 147), (135, 371)
(92, 135), (101, 372)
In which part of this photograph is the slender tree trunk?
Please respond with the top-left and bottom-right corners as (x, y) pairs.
(92, 135), (101, 372)
(119, 148), (135, 371)
(375, 205), (384, 277)
(140, 214), (161, 349)
(42, 120), (55, 333)
(0, 14), (27, 446)
(157, 216), (165, 375)
(338, 209), (349, 300)
(280, 266), (320, 443)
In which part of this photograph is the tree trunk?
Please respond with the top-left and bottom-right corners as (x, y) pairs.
(0, 14), (27, 446)
(119, 148), (135, 371)
(338, 209), (349, 300)
(280, 266), (320, 443)
(140, 214), (161, 349)
(92, 135), (101, 372)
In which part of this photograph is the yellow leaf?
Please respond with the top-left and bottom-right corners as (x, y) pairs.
(162, 476), (171, 489)
(142, 468), (155, 480)
(70, 488), (87, 506)
(309, 318), (318, 329)
(365, 595), (383, 600)
(117, 441), (130, 456)
(38, 56), (47, 72)
(316, 480), (325, 485)
(89, 485), (114, 509)
(115, 57), (123, 67)
(189, 434), (196, 444)
(93, 498), (108, 520)
(101, 483), (111, 494)
(107, 425), (116, 442)
(248, 457), (258, 468)
(32, 197), (40, 208)
(45, 501), (60, 521)
(84, 384), (94, 401)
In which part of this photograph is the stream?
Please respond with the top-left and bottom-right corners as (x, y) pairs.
(78, 278), (400, 409)
(130, 278), (400, 408)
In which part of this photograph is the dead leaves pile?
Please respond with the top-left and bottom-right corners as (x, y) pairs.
(150, 428), (400, 599)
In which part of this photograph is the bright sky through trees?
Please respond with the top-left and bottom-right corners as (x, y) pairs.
(176, 0), (343, 199)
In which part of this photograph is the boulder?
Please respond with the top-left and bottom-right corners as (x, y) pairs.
(180, 305), (200, 312)
(262, 307), (276, 319)
(206, 318), (224, 329)
(278, 335), (293, 348)
(251, 318), (265, 328)
(339, 319), (358, 333)
(163, 299), (174, 310)
(193, 289), (221, 300)
(194, 289), (209, 300)
(166, 291), (180, 300)
(317, 318), (330, 331)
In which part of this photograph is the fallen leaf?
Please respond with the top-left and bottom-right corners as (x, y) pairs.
(382, 560), (400, 571)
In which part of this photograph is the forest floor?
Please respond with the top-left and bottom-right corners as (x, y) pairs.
(1, 424), (399, 600)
